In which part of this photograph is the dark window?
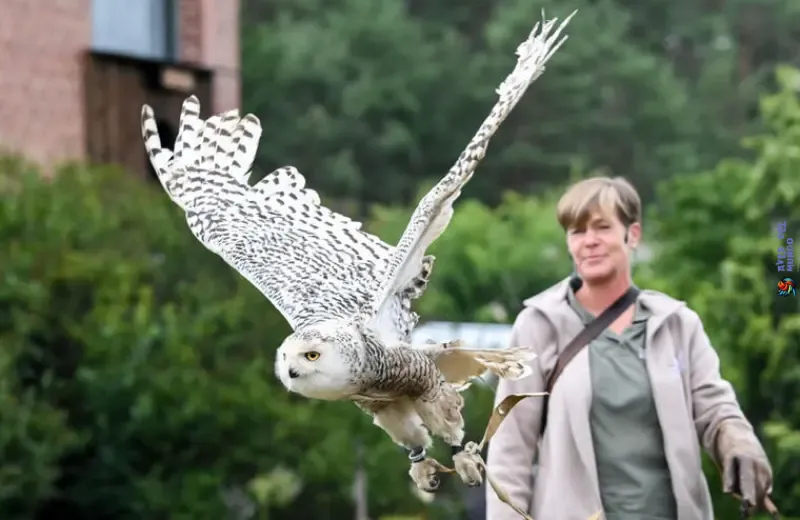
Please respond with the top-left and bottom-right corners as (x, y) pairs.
(91, 0), (179, 62)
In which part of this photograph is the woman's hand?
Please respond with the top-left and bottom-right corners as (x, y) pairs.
(716, 421), (775, 516)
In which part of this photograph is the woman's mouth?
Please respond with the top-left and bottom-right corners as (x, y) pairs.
(583, 255), (607, 264)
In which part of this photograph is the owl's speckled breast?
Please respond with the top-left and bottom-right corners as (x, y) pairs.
(361, 342), (441, 398)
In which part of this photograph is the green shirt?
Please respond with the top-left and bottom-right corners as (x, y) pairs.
(566, 286), (677, 520)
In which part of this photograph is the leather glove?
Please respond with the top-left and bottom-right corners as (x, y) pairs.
(715, 420), (773, 513)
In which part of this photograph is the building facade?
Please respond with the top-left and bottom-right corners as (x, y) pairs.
(0, 0), (240, 175)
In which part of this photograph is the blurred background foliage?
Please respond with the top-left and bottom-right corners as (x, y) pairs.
(2, 0), (800, 518)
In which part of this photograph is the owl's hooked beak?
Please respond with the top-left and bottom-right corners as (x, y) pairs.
(288, 368), (300, 379)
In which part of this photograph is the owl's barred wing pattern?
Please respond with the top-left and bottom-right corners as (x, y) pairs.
(141, 97), (426, 333)
(362, 11), (576, 339)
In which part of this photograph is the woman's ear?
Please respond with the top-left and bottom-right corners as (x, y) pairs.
(626, 222), (642, 248)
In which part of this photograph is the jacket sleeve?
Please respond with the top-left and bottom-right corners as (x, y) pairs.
(485, 307), (547, 520)
(686, 309), (754, 459)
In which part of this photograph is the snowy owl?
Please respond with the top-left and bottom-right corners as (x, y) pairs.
(141, 11), (575, 493)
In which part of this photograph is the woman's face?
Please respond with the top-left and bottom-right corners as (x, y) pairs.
(566, 210), (640, 284)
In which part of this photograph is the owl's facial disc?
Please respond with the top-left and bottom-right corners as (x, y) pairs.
(275, 335), (356, 401)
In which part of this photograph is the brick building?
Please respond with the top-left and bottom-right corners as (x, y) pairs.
(0, 0), (240, 176)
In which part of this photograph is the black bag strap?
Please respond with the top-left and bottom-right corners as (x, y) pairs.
(539, 285), (640, 436)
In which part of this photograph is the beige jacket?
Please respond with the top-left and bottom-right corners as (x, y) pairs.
(485, 278), (755, 520)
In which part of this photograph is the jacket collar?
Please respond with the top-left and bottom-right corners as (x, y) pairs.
(522, 276), (686, 332)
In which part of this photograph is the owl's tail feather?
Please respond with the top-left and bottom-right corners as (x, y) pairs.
(141, 96), (261, 210)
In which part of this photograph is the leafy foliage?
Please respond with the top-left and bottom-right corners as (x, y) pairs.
(241, 0), (480, 207)
(241, 0), (713, 209)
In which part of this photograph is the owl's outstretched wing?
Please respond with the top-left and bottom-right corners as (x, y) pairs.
(141, 96), (425, 332)
(362, 11), (576, 341)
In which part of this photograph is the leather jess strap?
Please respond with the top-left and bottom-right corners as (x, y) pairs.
(539, 285), (640, 436)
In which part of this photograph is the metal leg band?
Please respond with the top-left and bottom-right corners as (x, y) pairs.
(408, 447), (426, 463)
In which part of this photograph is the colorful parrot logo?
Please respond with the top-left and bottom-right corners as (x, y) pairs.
(777, 278), (796, 297)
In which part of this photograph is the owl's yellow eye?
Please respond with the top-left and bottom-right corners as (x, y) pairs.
(304, 351), (321, 361)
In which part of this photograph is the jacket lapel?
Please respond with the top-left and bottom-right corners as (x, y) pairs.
(530, 281), (602, 495)
(562, 346), (601, 494)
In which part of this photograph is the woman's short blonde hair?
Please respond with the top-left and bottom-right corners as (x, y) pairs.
(556, 176), (641, 230)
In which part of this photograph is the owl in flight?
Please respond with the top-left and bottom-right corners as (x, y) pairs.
(141, 11), (574, 493)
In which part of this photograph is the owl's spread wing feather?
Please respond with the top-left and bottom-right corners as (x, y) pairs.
(361, 11), (577, 340)
(419, 342), (537, 389)
(141, 97), (426, 333)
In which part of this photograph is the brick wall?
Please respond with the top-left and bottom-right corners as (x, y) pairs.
(203, 0), (241, 114)
(180, 0), (241, 114)
(0, 0), (91, 171)
(179, 0), (203, 64)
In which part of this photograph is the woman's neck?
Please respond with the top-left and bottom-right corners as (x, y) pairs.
(576, 274), (632, 314)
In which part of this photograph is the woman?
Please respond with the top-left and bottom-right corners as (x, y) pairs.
(485, 177), (773, 520)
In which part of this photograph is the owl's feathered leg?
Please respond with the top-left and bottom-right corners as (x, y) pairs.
(414, 384), (484, 487)
(353, 399), (441, 492)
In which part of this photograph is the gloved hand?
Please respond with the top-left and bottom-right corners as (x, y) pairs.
(715, 420), (773, 513)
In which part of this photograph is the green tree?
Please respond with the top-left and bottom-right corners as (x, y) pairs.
(464, 0), (704, 202)
(241, 0), (722, 209)
(0, 342), (78, 519)
(241, 0), (481, 209)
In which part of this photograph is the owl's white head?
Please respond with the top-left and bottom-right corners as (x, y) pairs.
(274, 321), (364, 401)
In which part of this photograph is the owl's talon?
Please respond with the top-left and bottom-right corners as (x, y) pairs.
(409, 457), (442, 492)
(453, 442), (484, 487)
